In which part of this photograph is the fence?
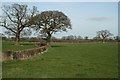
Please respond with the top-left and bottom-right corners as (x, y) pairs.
(2, 45), (48, 61)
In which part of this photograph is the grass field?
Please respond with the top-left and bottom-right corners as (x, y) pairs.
(2, 42), (118, 78)
(2, 41), (37, 51)
(0, 41), (2, 51)
(0, 41), (2, 79)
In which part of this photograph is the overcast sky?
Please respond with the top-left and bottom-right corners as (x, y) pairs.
(0, 1), (118, 38)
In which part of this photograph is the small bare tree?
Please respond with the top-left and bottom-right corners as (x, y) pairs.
(97, 30), (113, 43)
(31, 10), (72, 46)
(0, 3), (38, 45)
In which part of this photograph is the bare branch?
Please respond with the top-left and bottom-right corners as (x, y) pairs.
(1, 3), (38, 45)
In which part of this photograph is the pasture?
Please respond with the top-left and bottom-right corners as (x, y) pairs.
(2, 42), (118, 78)
(2, 41), (37, 51)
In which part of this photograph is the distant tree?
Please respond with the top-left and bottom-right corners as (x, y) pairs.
(0, 4), (38, 45)
(77, 36), (83, 40)
(62, 35), (82, 41)
(96, 30), (113, 43)
(0, 33), (6, 40)
(67, 35), (75, 40)
(93, 36), (101, 41)
(51, 36), (57, 40)
(84, 36), (88, 40)
(114, 36), (120, 41)
(31, 10), (72, 46)
(61, 36), (66, 40)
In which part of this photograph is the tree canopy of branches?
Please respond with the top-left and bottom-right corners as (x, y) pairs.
(0, 3), (38, 45)
(31, 10), (72, 46)
(96, 30), (113, 42)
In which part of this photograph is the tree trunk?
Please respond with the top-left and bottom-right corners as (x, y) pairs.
(46, 33), (51, 47)
(15, 33), (20, 46)
(102, 38), (105, 43)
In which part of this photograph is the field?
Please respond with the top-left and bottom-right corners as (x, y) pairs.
(2, 42), (118, 78)
(0, 41), (2, 79)
(2, 41), (37, 51)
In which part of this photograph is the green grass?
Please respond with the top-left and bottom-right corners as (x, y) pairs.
(2, 41), (37, 51)
(2, 42), (118, 78)
(0, 41), (2, 51)
(0, 41), (1, 79)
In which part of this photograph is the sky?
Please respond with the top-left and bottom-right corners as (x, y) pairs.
(0, 1), (118, 38)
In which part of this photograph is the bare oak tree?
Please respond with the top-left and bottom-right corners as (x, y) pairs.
(0, 3), (38, 45)
(31, 10), (72, 46)
(97, 30), (113, 43)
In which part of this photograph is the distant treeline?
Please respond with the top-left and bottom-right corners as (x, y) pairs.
(1, 35), (120, 43)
